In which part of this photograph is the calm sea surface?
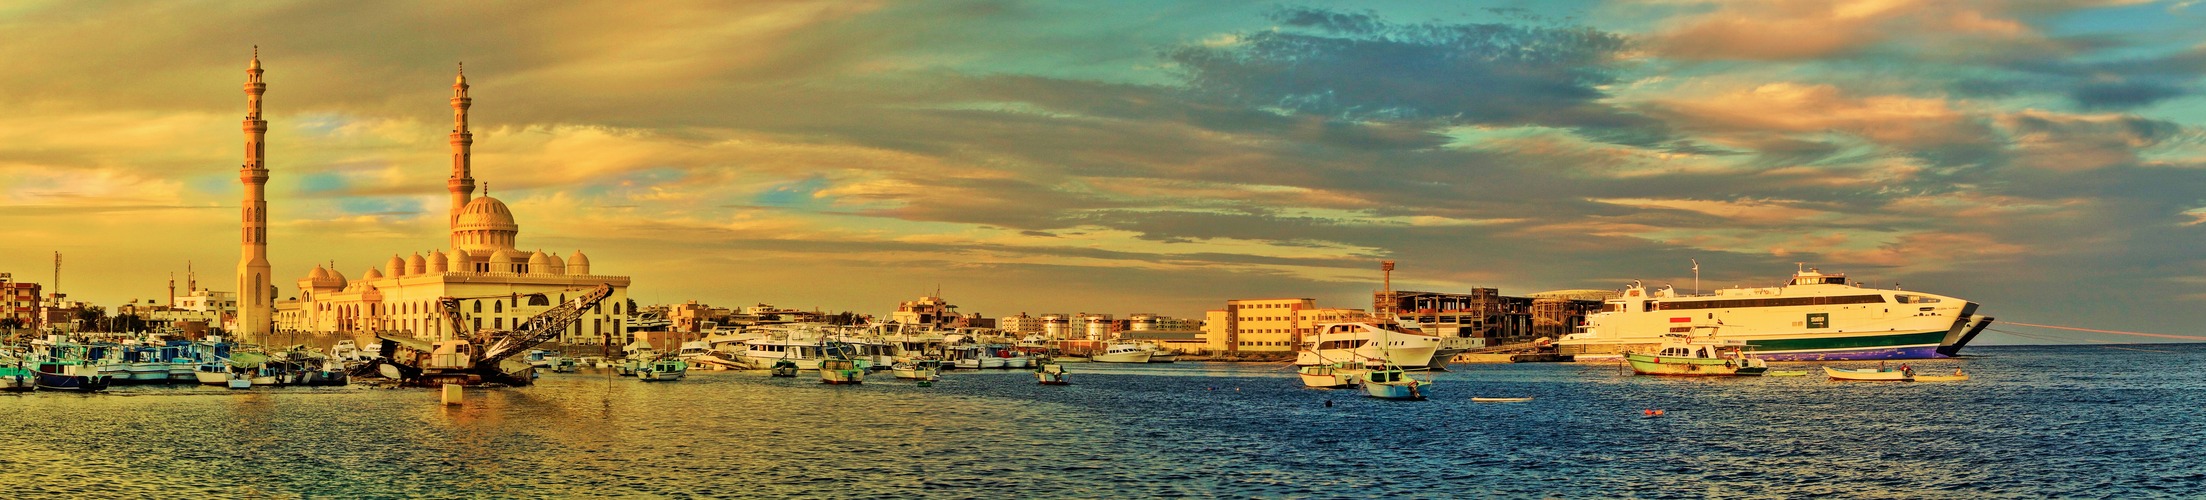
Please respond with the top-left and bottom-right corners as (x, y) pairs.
(1, 344), (2200, 498)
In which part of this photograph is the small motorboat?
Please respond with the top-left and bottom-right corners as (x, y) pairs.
(1624, 333), (1768, 376)
(769, 360), (799, 378)
(1035, 362), (1069, 386)
(819, 358), (864, 385)
(1359, 364), (1427, 401)
(1911, 369), (1969, 382)
(1296, 362), (1362, 389)
(1824, 366), (1913, 381)
(637, 358), (688, 382)
(226, 371), (252, 390)
(1472, 397), (1533, 403)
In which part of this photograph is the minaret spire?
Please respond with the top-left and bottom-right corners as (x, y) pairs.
(237, 47), (274, 343)
(448, 61), (476, 244)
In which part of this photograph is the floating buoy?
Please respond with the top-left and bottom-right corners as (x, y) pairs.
(1324, 400), (1333, 408)
(1643, 408), (1664, 417)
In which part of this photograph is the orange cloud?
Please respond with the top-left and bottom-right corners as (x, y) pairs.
(1645, 0), (2121, 61)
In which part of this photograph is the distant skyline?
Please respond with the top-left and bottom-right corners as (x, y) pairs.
(3, 1), (2204, 344)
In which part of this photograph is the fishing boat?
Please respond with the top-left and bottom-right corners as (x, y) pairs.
(1824, 365), (1913, 381)
(1359, 364), (1427, 401)
(1296, 362), (1363, 389)
(34, 360), (110, 392)
(1, 360), (35, 392)
(1293, 321), (1441, 369)
(891, 359), (941, 380)
(769, 360), (799, 377)
(226, 371), (251, 390)
(1911, 369), (1969, 382)
(1623, 333), (1769, 376)
(1091, 343), (1153, 363)
(820, 358), (864, 385)
(637, 358), (688, 381)
(1472, 397), (1533, 403)
(1559, 266), (1995, 360)
(1035, 360), (1069, 385)
(549, 357), (578, 373)
(193, 361), (230, 385)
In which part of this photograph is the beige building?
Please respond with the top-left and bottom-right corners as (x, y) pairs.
(996, 312), (1046, 335)
(279, 66), (632, 345)
(1203, 298), (1367, 353)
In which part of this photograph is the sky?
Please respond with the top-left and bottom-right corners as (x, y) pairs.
(2, 1), (2204, 345)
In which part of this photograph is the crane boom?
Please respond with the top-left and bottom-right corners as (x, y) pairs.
(477, 283), (614, 365)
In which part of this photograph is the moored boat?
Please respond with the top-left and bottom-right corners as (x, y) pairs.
(34, 360), (110, 392)
(637, 358), (688, 381)
(1296, 362), (1362, 389)
(1035, 360), (1068, 385)
(891, 359), (941, 380)
(1623, 333), (1769, 376)
(820, 358), (864, 385)
(1359, 364), (1427, 400)
(1, 362), (35, 392)
(1091, 343), (1153, 363)
(769, 360), (799, 377)
(1294, 322), (1440, 369)
(1824, 365), (1913, 381)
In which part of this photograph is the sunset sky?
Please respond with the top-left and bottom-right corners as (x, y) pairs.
(3, 1), (2204, 343)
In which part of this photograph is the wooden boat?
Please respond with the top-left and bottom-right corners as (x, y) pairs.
(1296, 362), (1362, 389)
(1824, 366), (1912, 381)
(1471, 397), (1532, 403)
(637, 358), (688, 381)
(1035, 362), (1068, 385)
(1624, 333), (1768, 376)
(33, 360), (110, 392)
(891, 359), (941, 380)
(1763, 370), (1810, 377)
(1911, 369), (1969, 382)
(820, 358), (864, 385)
(769, 360), (799, 377)
(1359, 364), (1427, 401)
(0, 362), (35, 392)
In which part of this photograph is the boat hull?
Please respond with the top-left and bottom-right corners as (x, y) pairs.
(1091, 351), (1152, 363)
(1362, 381), (1425, 400)
(34, 372), (109, 392)
(1824, 366), (1912, 381)
(194, 370), (229, 386)
(1624, 353), (1768, 376)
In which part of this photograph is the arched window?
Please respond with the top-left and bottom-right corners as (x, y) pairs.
(473, 301), (482, 313)
(494, 301), (503, 313)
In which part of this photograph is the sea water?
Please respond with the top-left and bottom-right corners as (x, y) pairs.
(0, 345), (2199, 498)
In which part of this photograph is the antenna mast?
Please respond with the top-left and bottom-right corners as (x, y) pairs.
(1381, 260), (1396, 320)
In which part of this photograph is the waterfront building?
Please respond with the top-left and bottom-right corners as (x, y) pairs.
(996, 312), (1047, 335)
(282, 65), (632, 345)
(0, 276), (42, 330)
(236, 49), (276, 343)
(1076, 313), (1113, 340)
(669, 301), (733, 333)
(891, 295), (965, 328)
(1201, 298), (1367, 353)
(1377, 289), (1604, 347)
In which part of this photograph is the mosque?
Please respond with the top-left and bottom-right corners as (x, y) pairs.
(271, 62), (633, 345)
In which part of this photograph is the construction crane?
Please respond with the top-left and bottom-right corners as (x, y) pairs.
(374, 283), (615, 387)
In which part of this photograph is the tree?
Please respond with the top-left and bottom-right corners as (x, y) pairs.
(0, 317), (21, 330)
(75, 306), (107, 332)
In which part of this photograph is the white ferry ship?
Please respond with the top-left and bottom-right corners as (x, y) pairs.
(1557, 267), (1992, 361)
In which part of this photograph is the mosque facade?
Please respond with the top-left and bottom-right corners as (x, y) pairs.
(274, 65), (633, 345)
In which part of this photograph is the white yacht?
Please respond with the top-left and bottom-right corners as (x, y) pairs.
(1091, 343), (1153, 363)
(738, 337), (825, 370)
(1293, 322), (1441, 369)
(1557, 267), (1993, 361)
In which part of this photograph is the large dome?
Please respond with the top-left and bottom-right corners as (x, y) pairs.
(455, 196), (518, 231)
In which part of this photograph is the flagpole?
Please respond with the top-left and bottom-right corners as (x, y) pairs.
(1691, 259), (1699, 295)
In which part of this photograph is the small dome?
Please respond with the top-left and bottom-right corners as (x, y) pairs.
(545, 252), (566, 275)
(308, 266), (329, 280)
(568, 250), (591, 275)
(448, 249), (472, 270)
(455, 196), (519, 231)
(363, 267), (384, 280)
(428, 250), (449, 273)
(385, 254), (406, 276)
(406, 252), (428, 274)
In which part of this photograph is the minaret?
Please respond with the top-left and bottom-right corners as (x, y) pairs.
(237, 47), (274, 343)
(448, 62), (476, 243)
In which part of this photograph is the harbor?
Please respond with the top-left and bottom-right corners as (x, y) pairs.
(0, 345), (2196, 497)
